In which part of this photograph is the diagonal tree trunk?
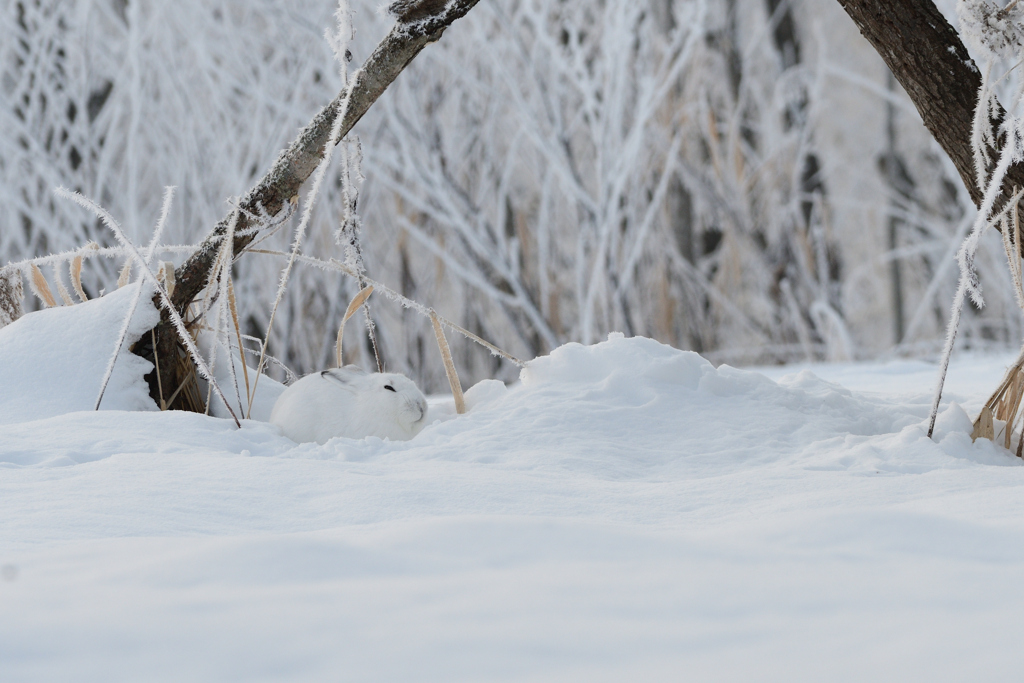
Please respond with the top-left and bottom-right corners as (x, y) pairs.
(137, 0), (482, 409)
(835, 0), (1024, 210)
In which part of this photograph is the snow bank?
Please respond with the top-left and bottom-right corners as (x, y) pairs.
(402, 332), (1008, 478)
(3, 334), (1024, 680)
(0, 284), (159, 424)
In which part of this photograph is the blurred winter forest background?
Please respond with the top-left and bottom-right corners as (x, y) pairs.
(1, 0), (1017, 392)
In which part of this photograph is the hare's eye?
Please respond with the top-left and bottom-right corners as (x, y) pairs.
(384, 385), (396, 392)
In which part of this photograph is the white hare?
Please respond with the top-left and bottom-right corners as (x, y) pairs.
(270, 365), (428, 444)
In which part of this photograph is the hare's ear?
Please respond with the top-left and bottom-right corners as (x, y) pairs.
(321, 367), (363, 389)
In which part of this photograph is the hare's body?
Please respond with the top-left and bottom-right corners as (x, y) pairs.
(270, 366), (428, 444)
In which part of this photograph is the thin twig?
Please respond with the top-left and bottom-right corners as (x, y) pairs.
(431, 309), (466, 414)
(248, 67), (362, 417)
(56, 187), (241, 427)
(151, 327), (165, 410)
(248, 249), (527, 367)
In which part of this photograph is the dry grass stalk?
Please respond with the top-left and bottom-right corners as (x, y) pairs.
(257, 251), (527, 367)
(228, 280), (250, 410)
(53, 265), (74, 306)
(151, 328), (166, 410)
(29, 264), (57, 307)
(972, 405), (995, 442)
(238, 337), (297, 384)
(117, 260), (132, 288)
(0, 267), (24, 328)
(1001, 205), (1024, 309)
(430, 308), (465, 414)
(972, 346), (1024, 453)
(335, 285), (374, 367)
(977, 196), (1024, 454)
(163, 340), (206, 413)
(1005, 372), (1024, 449)
(70, 255), (88, 302)
(200, 208), (244, 419)
(157, 261), (176, 300)
(250, 249), (527, 366)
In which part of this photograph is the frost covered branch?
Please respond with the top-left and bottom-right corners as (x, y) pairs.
(144, 0), (481, 407)
(168, 0), (482, 313)
(838, 0), (1024, 210)
(56, 188), (241, 426)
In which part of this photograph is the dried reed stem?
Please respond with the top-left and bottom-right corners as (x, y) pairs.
(117, 260), (132, 288)
(336, 285), (374, 367)
(1005, 372), (1024, 449)
(431, 309), (465, 414)
(238, 337), (297, 384)
(971, 345), (1024, 455)
(972, 405), (994, 441)
(204, 209), (242, 417)
(157, 261), (176, 300)
(70, 255), (88, 302)
(52, 264), (74, 306)
(151, 327), (166, 410)
(217, 213), (244, 416)
(247, 250), (527, 367)
(228, 280), (250, 411)
(95, 280), (148, 410)
(29, 264), (57, 307)
(974, 190), (1024, 453)
(1000, 213), (1024, 308)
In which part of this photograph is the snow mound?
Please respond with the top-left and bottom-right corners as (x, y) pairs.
(0, 330), (1013, 479)
(0, 284), (159, 425)
(3, 334), (1024, 679)
(309, 333), (1014, 477)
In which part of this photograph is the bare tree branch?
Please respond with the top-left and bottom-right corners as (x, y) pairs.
(144, 0), (482, 408)
(835, 0), (1024, 210)
(172, 0), (482, 311)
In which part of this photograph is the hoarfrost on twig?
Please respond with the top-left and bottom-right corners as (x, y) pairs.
(928, 114), (1024, 437)
(958, 0), (1024, 62)
(56, 187), (240, 426)
(247, 15), (361, 412)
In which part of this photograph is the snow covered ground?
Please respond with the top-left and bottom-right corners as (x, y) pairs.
(4, 292), (1024, 681)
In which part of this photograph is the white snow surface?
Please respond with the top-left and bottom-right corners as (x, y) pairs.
(4, 330), (1024, 680)
(0, 284), (159, 424)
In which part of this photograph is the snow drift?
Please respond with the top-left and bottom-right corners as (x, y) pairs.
(0, 284), (159, 425)
(2, 326), (1024, 681)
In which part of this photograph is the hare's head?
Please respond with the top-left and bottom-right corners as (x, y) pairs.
(369, 371), (428, 435)
(320, 366), (428, 438)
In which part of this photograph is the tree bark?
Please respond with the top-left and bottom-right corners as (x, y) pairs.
(138, 0), (482, 409)
(835, 0), (1024, 210)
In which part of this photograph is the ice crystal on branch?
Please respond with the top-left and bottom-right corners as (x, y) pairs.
(958, 0), (1024, 61)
